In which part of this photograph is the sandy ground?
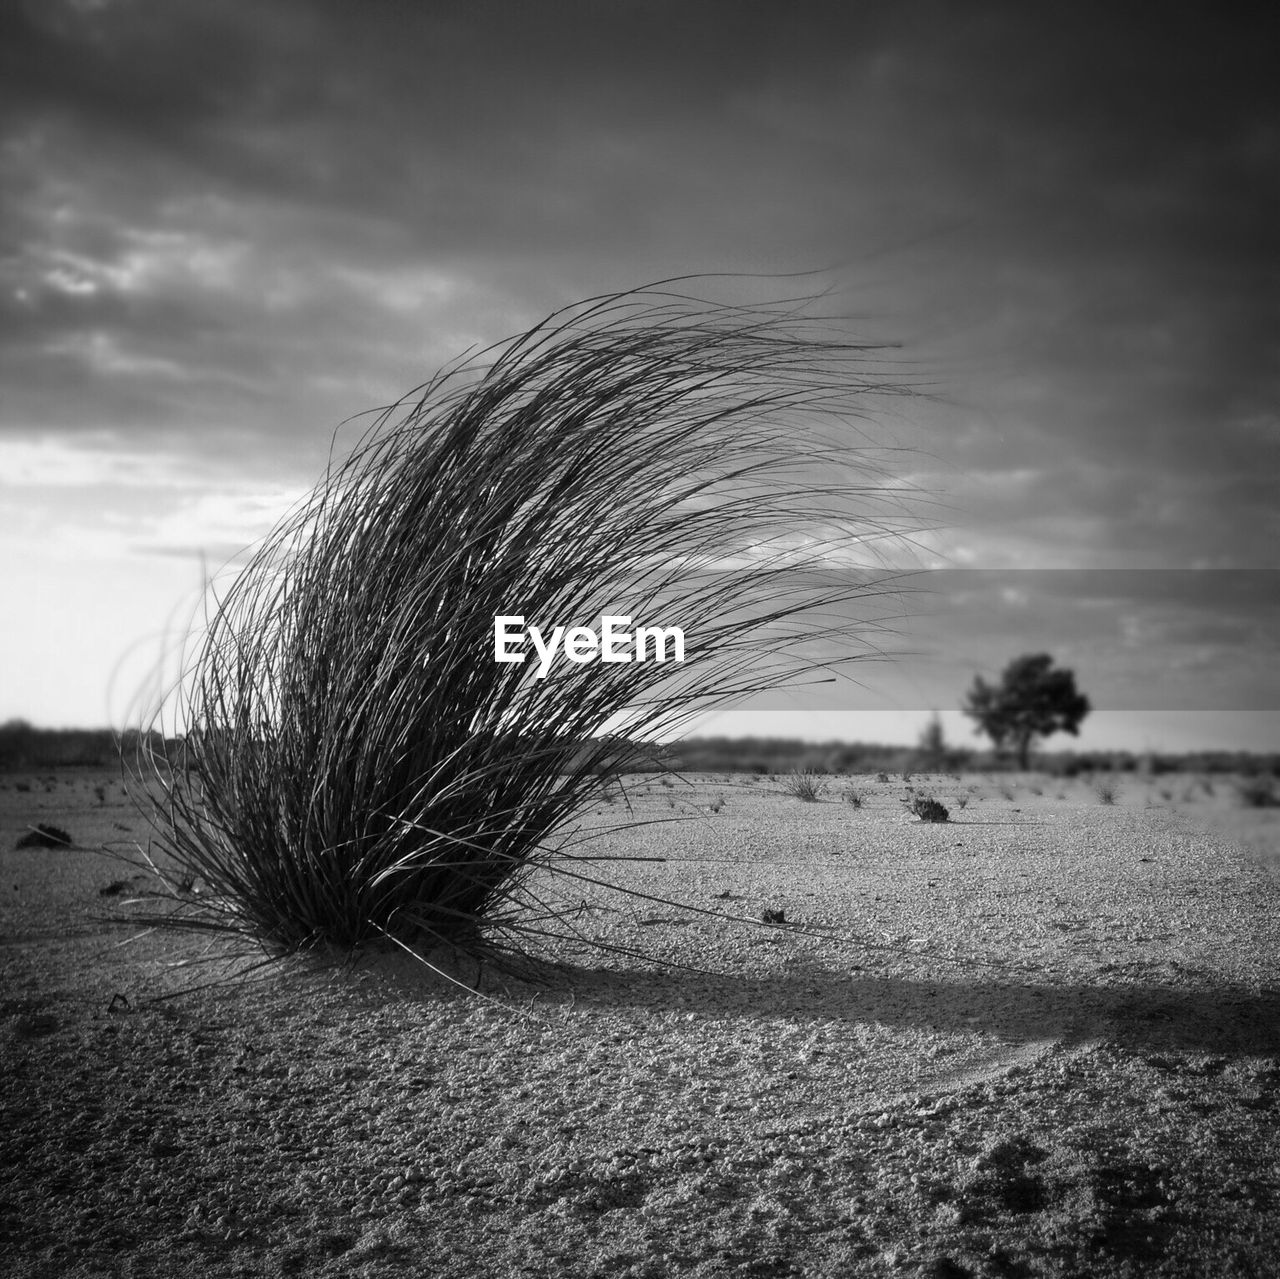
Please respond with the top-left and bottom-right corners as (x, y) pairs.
(2, 767), (1280, 1278)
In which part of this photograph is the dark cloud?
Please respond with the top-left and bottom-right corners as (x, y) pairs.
(2, 0), (1277, 729)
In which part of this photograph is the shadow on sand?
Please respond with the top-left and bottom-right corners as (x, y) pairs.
(330, 944), (1280, 1059)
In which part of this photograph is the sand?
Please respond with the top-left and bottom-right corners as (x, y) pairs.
(3, 768), (1280, 1277)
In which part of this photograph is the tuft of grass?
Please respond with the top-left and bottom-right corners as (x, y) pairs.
(783, 770), (828, 802)
(954, 793), (968, 810)
(842, 785), (863, 808)
(123, 280), (918, 976)
(1094, 776), (1120, 805)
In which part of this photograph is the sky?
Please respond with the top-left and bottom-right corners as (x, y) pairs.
(1, 0), (1277, 754)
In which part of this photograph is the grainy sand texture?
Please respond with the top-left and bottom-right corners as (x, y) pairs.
(3, 769), (1280, 1278)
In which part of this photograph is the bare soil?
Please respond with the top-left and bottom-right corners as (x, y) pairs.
(3, 768), (1279, 1278)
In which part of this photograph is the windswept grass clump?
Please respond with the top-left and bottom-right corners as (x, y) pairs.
(127, 280), (920, 975)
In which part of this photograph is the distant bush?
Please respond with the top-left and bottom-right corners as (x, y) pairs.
(1094, 776), (1120, 805)
(1236, 776), (1278, 808)
(16, 823), (73, 849)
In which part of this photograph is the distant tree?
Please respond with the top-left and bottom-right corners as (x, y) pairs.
(962, 653), (1089, 769)
(916, 713), (947, 769)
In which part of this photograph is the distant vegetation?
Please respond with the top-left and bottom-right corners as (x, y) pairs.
(661, 734), (1279, 779)
(0, 720), (169, 771)
(2, 719), (1276, 779)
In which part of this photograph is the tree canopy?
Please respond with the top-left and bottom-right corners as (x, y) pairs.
(962, 653), (1090, 768)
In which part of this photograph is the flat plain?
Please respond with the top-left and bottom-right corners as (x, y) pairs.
(3, 767), (1280, 1278)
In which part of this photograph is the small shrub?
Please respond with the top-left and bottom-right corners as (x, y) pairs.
(876, 771), (890, 783)
(16, 823), (73, 849)
(910, 795), (949, 823)
(783, 771), (827, 802)
(1237, 776), (1278, 808)
(842, 786), (863, 808)
(955, 793), (968, 810)
(707, 794), (725, 813)
(761, 907), (787, 924)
